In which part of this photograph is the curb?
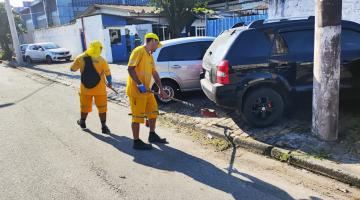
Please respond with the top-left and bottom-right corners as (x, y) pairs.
(232, 135), (360, 188)
(288, 153), (360, 188)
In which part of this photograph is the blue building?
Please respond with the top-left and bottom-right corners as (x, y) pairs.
(19, 0), (150, 29)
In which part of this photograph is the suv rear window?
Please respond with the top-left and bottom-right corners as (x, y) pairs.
(227, 29), (272, 64)
(158, 41), (213, 62)
(203, 28), (243, 65)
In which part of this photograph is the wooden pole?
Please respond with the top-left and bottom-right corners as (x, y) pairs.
(312, 0), (342, 141)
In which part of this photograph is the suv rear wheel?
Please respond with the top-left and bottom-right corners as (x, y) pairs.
(242, 88), (284, 127)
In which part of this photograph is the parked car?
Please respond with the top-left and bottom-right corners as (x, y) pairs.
(20, 44), (29, 61)
(152, 36), (215, 103)
(25, 42), (72, 63)
(201, 16), (360, 127)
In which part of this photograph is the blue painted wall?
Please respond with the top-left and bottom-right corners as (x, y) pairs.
(206, 14), (268, 37)
(102, 15), (127, 27)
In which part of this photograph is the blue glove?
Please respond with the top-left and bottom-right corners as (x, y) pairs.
(137, 84), (147, 93)
(106, 75), (112, 85)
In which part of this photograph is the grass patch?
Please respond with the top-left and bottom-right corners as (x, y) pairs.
(158, 117), (231, 151)
(279, 152), (290, 162)
(305, 149), (332, 160)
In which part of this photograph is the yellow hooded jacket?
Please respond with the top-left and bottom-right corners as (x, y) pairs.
(71, 41), (111, 95)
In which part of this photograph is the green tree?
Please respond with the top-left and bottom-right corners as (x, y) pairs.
(0, 2), (27, 60)
(150, 0), (211, 38)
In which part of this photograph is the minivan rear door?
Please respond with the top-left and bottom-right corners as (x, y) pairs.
(154, 47), (170, 75)
(164, 41), (213, 90)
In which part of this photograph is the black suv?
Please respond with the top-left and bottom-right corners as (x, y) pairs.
(201, 16), (360, 127)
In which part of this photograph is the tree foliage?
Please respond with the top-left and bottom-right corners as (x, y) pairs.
(150, 0), (211, 38)
(0, 3), (27, 60)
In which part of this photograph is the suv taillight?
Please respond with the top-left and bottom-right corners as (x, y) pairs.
(216, 60), (230, 85)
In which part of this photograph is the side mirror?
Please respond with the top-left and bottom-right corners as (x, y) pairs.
(39, 48), (44, 51)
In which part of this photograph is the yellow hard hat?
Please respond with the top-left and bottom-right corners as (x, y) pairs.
(144, 33), (162, 48)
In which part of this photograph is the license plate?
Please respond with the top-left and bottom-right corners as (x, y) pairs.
(205, 71), (210, 80)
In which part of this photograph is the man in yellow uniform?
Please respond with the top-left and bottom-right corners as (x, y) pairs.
(71, 40), (112, 134)
(127, 33), (169, 150)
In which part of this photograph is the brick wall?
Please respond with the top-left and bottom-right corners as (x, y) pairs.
(269, 0), (360, 24)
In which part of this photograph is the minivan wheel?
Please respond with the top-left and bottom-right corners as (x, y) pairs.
(153, 80), (180, 104)
(242, 88), (284, 127)
(26, 56), (32, 64)
(46, 55), (53, 64)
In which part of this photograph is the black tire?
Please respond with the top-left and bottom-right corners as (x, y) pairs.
(153, 80), (180, 104)
(242, 88), (284, 127)
(46, 55), (53, 64)
(26, 56), (32, 64)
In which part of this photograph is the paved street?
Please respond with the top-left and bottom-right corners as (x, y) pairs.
(1, 64), (359, 200)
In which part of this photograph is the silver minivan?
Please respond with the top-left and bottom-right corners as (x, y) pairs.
(152, 37), (215, 103)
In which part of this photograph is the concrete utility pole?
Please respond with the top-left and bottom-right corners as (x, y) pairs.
(4, 0), (23, 65)
(312, 0), (342, 141)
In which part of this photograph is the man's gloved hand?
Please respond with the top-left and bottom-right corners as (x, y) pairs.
(106, 75), (112, 88)
(137, 83), (147, 93)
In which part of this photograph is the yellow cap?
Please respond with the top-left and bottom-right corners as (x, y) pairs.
(144, 33), (162, 48)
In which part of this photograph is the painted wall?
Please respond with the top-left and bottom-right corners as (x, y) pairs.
(81, 15), (113, 62)
(102, 15), (127, 28)
(206, 15), (268, 37)
(269, 0), (360, 24)
(33, 23), (83, 58)
(31, 13), (154, 63)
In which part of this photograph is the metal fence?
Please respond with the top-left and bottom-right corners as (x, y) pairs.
(206, 14), (268, 37)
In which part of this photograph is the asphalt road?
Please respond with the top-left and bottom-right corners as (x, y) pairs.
(0, 64), (359, 200)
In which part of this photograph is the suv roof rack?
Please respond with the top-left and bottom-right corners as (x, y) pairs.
(248, 16), (315, 28)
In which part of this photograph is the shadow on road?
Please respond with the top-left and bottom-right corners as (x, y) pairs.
(84, 129), (295, 200)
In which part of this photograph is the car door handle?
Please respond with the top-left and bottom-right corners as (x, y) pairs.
(171, 65), (182, 69)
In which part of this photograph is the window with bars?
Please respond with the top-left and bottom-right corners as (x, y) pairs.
(196, 26), (206, 37)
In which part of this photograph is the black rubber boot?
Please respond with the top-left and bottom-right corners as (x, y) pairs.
(148, 132), (167, 144)
(77, 119), (86, 129)
(102, 125), (111, 134)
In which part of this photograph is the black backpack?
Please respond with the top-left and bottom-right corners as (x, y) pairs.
(81, 56), (101, 89)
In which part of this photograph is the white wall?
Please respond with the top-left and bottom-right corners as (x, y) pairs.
(80, 15), (113, 62)
(102, 28), (113, 63)
(134, 24), (153, 43)
(32, 14), (114, 62)
(33, 23), (83, 58)
(269, 0), (360, 24)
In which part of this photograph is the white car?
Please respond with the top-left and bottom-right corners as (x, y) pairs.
(25, 42), (72, 63)
(152, 36), (215, 103)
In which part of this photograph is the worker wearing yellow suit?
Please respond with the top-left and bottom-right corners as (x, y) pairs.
(71, 40), (112, 134)
(127, 33), (169, 150)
